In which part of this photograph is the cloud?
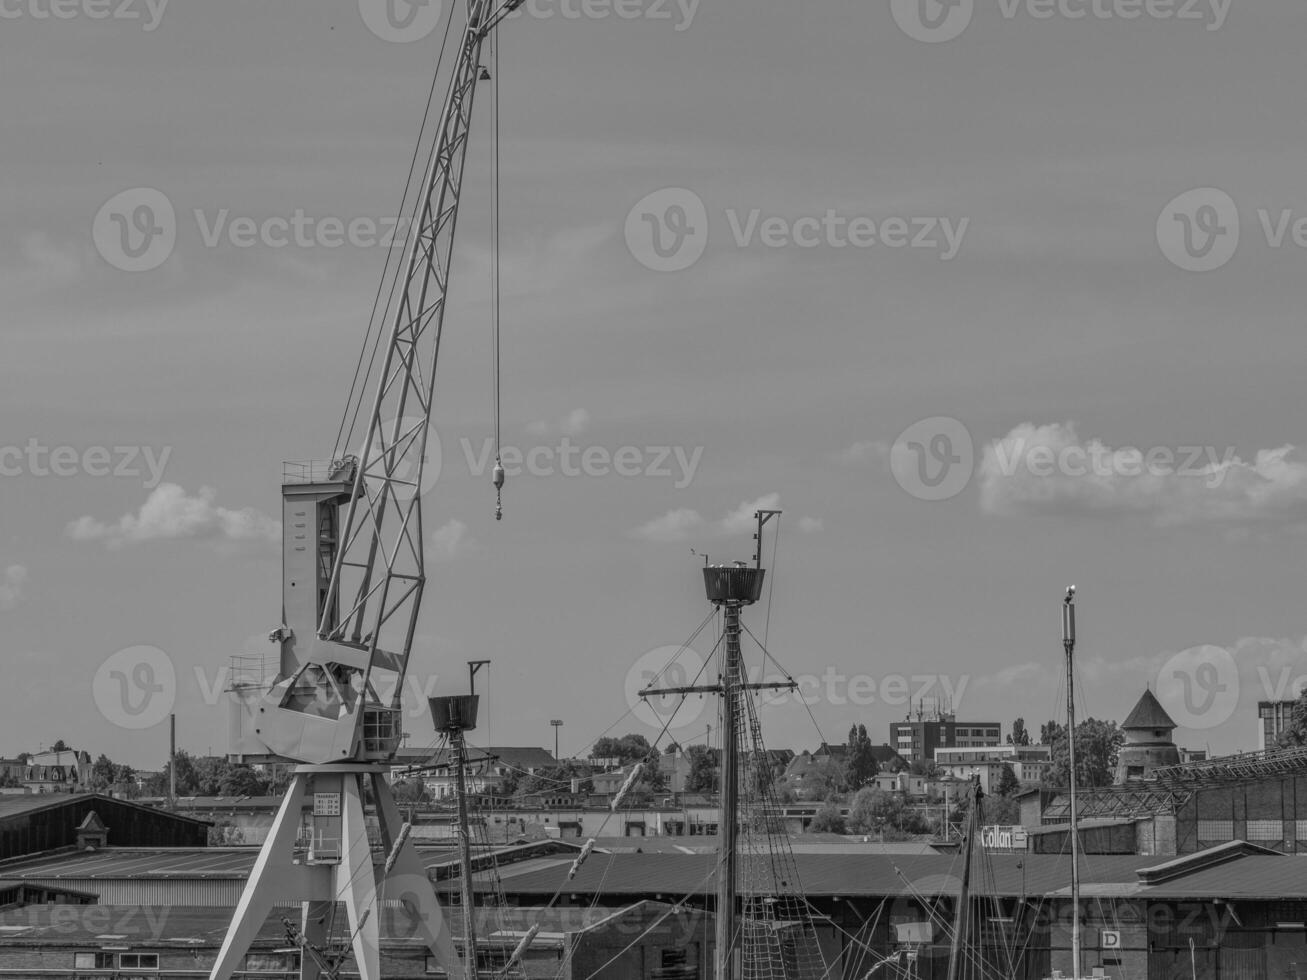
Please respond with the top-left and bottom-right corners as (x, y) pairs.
(837, 441), (889, 465)
(631, 508), (705, 543)
(798, 516), (824, 533)
(67, 484), (280, 549)
(0, 565), (28, 610)
(526, 408), (591, 438)
(979, 422), (1307, 525)
(631, 494), (784, 543)
(430, 519), (476, 561)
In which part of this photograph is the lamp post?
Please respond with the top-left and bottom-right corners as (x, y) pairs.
(550, 720), (563, 762)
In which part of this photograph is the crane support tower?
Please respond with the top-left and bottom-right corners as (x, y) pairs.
(212, 2), (524, 977)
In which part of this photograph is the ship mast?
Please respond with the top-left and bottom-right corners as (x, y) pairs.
(946, 776), (983, 980)
(1063, 586), (1081, 980)
(639, 509), (795, 980)
(429, 662), (489, 980)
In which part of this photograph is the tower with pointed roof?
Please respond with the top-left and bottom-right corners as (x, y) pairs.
(1114, 688), (1181, 784)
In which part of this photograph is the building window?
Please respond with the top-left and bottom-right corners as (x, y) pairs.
(118, 952), (159, 970)
(74, 952), (115, 970)
(1247, 820), (1285, 841)
(654, 946), (697, 980)
(1196, 820), (1234, 841)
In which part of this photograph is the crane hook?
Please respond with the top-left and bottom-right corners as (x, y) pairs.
(493, 457), (505, 521)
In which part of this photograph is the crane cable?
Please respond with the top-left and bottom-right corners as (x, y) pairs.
(490, 29), (506, 520)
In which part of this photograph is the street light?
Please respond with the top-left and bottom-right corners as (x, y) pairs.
(550, 720), (563, 762)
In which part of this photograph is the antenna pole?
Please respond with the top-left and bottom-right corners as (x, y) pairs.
(1063, 586), (1080, 980)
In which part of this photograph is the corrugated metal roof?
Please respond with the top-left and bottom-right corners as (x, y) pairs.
(0, 793), (209, 826)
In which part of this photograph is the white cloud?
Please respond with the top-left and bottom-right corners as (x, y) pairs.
(979, 422), (1307, 525)
(67, 484), (280, 549)
(0, 565), (29, 610)
(837, 441), (889, 465)
(798, 516), (824, 533)
(631, 493), (784, 543)
(720, 494), (781, 536)
(631, 508), (706, 543)
(526, 408), (591, 438)
(430, 519), (476, 561)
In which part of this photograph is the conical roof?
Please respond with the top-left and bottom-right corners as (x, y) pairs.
(1122, 688), (1177, 731)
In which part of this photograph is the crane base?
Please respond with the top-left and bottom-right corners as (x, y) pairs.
(208, 765), (465, 980)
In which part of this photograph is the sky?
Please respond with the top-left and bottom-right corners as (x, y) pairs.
(3, 0), (1307, 771)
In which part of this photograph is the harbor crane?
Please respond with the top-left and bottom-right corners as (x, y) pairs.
(211, 2), (523, 977)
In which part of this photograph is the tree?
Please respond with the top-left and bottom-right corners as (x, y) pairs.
(392, 779), (428, 804)
(847, 787), (901, 835)
(1008, 718), (1032, 746)
(1045, 719), (1124, 789)
(89, 754), (118, 792)
(810, 799), (846, 834)
(218, 764), (269, 797)
(994, 763), (1021, 798)
(797, 757), (848, 801)
(590, 734), (653, 765)
(1039, 720), (1061, 746)
(685, 745), (719, 793)
(844, 725), (879, 789)
(1278, 688), (1307, 748)
(50, 740), (70, 753)
(146, 750), (199, 797)
(908, 758), (940, 778)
